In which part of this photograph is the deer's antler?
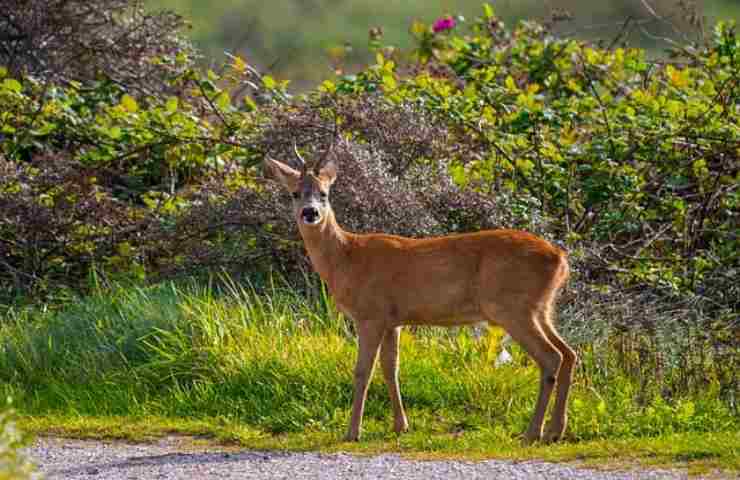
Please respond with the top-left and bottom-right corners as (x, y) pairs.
(314, 126), (344, 174)
(313, 140), (335, 174)
(293, 141), (307, 173)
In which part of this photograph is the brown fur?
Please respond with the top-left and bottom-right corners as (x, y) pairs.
(265, 156), (577, 444)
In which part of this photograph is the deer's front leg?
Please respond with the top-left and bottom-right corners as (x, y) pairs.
(380, 326), (408, 434)
(344, 321), (384, 441)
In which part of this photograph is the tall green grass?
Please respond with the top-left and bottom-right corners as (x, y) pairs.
(1, 276), (736, 444)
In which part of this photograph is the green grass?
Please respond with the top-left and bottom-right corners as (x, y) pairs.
(2, 278), (738, 474)
(19, 415), (740, 475)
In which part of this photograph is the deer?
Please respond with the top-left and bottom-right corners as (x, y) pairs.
(264, 147), (577, 444)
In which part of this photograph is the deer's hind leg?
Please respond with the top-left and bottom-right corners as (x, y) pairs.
(539, 312), (577, 443)
(482, 303), (563, 444)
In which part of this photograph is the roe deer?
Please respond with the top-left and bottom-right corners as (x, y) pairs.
(264, 150), (576, 444)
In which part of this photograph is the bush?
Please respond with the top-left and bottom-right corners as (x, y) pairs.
(0, 0), (195, 97)
(1, 7), (737, 309)
(0, 50), (271, 294)
(0, 155), (148, 296)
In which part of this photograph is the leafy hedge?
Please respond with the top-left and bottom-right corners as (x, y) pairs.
(1, 0), (195, 97)
(2, 6), (737, 308)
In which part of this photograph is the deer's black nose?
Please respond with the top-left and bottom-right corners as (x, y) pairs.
(301, 207), (320, 224)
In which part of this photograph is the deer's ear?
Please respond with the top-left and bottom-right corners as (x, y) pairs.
(318, 159), (337, 187)
(264, 157), (301, 191)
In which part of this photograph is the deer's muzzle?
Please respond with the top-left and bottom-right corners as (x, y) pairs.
(300, 206), (320, 224)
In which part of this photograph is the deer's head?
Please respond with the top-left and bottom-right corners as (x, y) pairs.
(264, 147), (337, 228)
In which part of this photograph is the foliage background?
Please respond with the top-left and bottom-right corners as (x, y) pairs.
(147, 0), (740, 86)
(0, 0), (738, 466)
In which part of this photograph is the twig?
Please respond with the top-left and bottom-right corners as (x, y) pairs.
(607, 16), (634, 50)
(637, 0), (693, 43)
(581, 66), (617, 161)
(195, 78), (231, 129)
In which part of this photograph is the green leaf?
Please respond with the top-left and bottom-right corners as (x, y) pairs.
(120, 94), (138, 113)
(483, 3), (495, 19)
(117, 242), (134, 257)
(262, 75), (276, 89)
(320, 80), (337, 94)
(215, 92), (231, 110)
(505, 75), (517, 92)
(166, 97), (179, 113)
(2, 78), (22, 93)
(243, 96), (257, 112)
(382, 74), (397, 91)
(30, 122), (56, 136)
(232, 55), (247, 73)
(200, 79), (217, 94)
(410, 20), (428, 39)
(515, 158), (535, 173)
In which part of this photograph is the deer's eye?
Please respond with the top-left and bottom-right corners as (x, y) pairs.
(291, 191), (300, 200)
(319, 191), (328, 199)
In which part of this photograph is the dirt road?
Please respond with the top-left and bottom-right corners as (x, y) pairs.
(27, 436), (692, 479)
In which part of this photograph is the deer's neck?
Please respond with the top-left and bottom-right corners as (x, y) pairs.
(298, 209), (351, 292)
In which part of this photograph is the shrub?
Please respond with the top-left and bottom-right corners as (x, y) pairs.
(1, 6), (737, 307)
(0, 155), (151, 297)
(0, 0), (195, 97)
(1, 8), (737, 310)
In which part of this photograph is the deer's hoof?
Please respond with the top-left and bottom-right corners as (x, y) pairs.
(394, 418), (409, 434)
(543, 419), (566, 443)
(343, 432), (360, 442)
(543, 428), (564, 444)
(522, 431), (542, 446)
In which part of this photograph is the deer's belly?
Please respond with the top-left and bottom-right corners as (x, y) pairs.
(330, 266), (483, 327)
(401, 312), (485, 327)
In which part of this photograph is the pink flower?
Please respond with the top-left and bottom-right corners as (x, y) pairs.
(432, 16), (456, 33)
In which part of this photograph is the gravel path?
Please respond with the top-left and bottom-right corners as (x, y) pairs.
(27, 436), (694, 480)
